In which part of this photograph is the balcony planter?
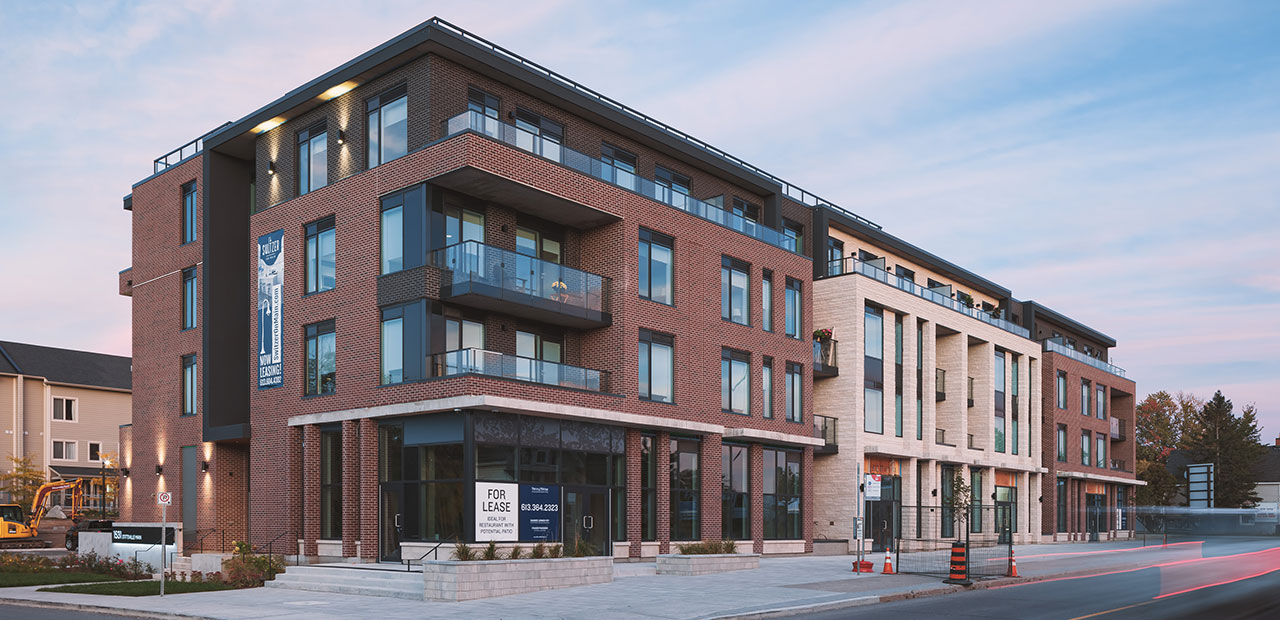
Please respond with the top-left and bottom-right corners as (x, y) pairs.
(421, 556), (613, 601)
(656, 553), (760, 576)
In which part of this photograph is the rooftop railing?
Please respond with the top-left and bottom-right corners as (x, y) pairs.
(152, 122), (232, 175)
(431, 348), (610, 393)
(430, 240), (609, 318)
(821, 257), (1030, 339)
(443, 110), (801, 253)
(1043, 338), (1127, 378)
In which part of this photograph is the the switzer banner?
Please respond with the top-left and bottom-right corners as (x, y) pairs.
(257, 229), (284, 389)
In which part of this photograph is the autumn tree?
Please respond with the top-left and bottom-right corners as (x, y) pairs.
(1181, 391), (1265, 508)
(1135, 392), (1182, 505)
(1, 456), (47, 509)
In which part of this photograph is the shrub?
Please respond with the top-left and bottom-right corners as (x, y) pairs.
(676, 540), (735, 555)
(530, 543), (546, 559)
(453, 541), (476, 561)
(222, 553), (284, 588)
(548, 544), (562, 559)
(569, 537), (593, 557)
(481, 540), (500, 561)
(508, 545), (523, 560)
(721, 539), (737, 554)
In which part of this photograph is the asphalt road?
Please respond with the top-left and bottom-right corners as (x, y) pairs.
(0, 604), (139, 619)
(798, 537), (1280, 620)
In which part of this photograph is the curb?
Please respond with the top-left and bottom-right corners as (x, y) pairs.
(703, 595), (881, 620)
(0, 597), (216, 620)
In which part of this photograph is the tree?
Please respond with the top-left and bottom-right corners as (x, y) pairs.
(1181, 391), (1265, 508)
(1, 456), (47, 509)
(1135, 391), (1185, 506)
(942, 472), (972, 540)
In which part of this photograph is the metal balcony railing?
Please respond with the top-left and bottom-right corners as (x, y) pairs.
(821, 257), (1030, 338)
(152, 122), (232, 174)
(442, 110), (801, 253)
(1043, 338), (1127, 378)
(430, 240), (610, 318)
(431, 348), (610, 393)
(1110, 459), (1130, 472)
(814, 415), (838, 447)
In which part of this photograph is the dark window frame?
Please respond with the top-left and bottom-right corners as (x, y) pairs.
(639, 228), (675, 305)
(654, 164), (691, 198)
(639, 329), (675, 403)
(181, 354), (196, 416)
(305, 216), (336, 295)
(380, 299), (426, 385)
(762, 357), (774, 419)
(366, 83), (409, 168)
(304, 319), (337, 396)
(180, 181), (196, 244)
(785, 361), (803, 423)
(784, 277), (802, 338)
(721, 255), (751, 326)
(721, 348), (751, 416)
(670, 437), (701, 541)
(721, 443), (750, 541)
(181, 267), (197, 330)
(782, 219), (804, 253)
(319, 427), (342, 539)
(297, 120), (328, 196)
(763, 447), (802, 540)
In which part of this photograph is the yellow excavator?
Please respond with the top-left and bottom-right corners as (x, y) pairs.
(0, 478), (85, 549)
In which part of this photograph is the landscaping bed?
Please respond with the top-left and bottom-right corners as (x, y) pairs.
(0, 551), (151, 588)
(39, 580), (234, 596)
(0, 572), (125, 587)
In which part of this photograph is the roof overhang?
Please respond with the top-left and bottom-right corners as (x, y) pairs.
(1023, 301), (1116, 347)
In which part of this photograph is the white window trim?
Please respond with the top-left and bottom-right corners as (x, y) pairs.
(52, 396), (78, 423)
(52, 439), (78, 462)
(88, 441), (103, 463)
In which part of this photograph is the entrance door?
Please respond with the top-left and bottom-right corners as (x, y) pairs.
(381, 485), (403, 562)
(1086, 494), (1104, 542)
(562, 487), (610, 556)
(866, 476), (900, 552)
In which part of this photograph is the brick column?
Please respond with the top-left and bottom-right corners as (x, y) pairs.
(341, 419), (359, 557)
(700, 434), (722, 542)
(302, 425), (320, 557)
(656, 431), (671, 554)
(359, 418), (379, 561)
(286, 425), (303, 555)
(625, 428), (643, 558)
(802, 446), (814, 552)
(749, 443), (764, 554)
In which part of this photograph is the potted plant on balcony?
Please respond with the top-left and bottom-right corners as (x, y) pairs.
(812, 328), (834, 342)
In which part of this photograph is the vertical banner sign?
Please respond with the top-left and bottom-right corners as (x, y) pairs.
(519, 484), (561, 542)
(257, 230), (284, 389)
(865, 474), (882, 501)
(475, 482), (518, 541)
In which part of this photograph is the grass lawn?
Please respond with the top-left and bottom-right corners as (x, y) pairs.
(0, 572), (126, 587)
(39, 580), (234, 596)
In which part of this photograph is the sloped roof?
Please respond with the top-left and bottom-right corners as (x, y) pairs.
(1166, 446), (1280, 484)
(0, 340), (131, 390)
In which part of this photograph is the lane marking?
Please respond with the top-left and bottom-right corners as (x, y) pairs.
(1152, 566), (1280, 599)
(989, 546), (1280, 590)
(1012, 540), (1203, 560)
(1066, 599), (1158, 620)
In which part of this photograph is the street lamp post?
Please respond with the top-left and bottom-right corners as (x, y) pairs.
(100, 458), (112, 518)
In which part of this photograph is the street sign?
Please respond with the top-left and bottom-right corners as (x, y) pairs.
(157, 492), (172, 506)
(855, 517), (864, 539)
(865, 474), (882, 501)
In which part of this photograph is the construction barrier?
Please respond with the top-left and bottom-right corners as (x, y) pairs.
(943, 542), (971, 585)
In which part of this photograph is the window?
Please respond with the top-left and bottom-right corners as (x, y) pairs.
(320, 428), (342, 539)
(722, 444), (749, 541)
(994, 351), (1006, 453)
(785, 362), (803, 423)
(181, 354), (197, 416)
(305, 217), (336, 294)
(367, 84), (407, 167)
(181, 181), (196, 244)
(298, 121), (328, 195)
(763, 448), (801, 539)
(895, 265), (915, 282)
(1081, 430), (1091, 466)
(52, 397), (75, 422)
(783, 220), (803, 253)
(864, 306), (884, 433)
(730, 198), (759, 233)
(467, 87), (500, 136)
(655, 165), (691, 206)
(721, 349), (750, 415)
(927, 277), (946, 289)
(762, 270), (773, 331)
(916, 321), (923, 440)
(52, 440), (77, 461)
(305, 320), (336, 396)
(639, 329), (674, 403)
(1056, 478), (1067, 533)
(1096, 385), (1107, 420)
(826, 237), (844, 276)
(601, 143), (638, 189)
(638, 228), (673, 305)
(513, 108), (563, 161)
(443, 204), (485, 248)
(88, 442), (102, 463)
(1057, 371), (1068, 409)
(895, 315), (904, 438)
(762, 358), (774, 419)
(1081, 379), (1091, 416)
(970, 469), (984, 533)
(721, 256), (750, 325)
(379, 184), (426, 274)
(641, 435), (656, 541)
(670, 438), (700, 541)
(1012, 357), (1019, 455)
(181, 267), (197, 329)
(1096, 435), (1106, 469)
(784, 278), (802, 338)
(380, 300), (425, 384)
(1057, 424), (1067, 462)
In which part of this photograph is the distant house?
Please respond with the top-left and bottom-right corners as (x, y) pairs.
(0, 340), (131, 513)
(1161, 441), (1280, 534)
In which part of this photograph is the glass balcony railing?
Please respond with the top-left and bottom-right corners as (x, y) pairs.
(1110, 417), (1127, 442)
(935, 368), (947, 401)
(431, 348), (610, 393)
(821, 257), (1031, 339)
(1043, 338), (1127, 378)
(430, 240), (610, 326)
(814, 414), (838, 451)
(813, 339), (838, 376)
(443, 110), (800, 253)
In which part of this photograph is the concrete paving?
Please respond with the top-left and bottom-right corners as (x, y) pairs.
(0, 539), (1260, 620)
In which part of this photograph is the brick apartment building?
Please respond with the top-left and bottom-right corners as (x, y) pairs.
(118, 17), (1138, 560)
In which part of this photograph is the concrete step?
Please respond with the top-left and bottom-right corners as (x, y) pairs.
(266, 565), (424, 600)
(170, 557), (192, 572)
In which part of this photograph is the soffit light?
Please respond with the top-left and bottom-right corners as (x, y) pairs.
(319, 81), (358, 101)
(252, 117), (287, 133)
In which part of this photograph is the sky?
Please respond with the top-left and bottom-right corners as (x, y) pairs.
(0, 1), (1276, 436)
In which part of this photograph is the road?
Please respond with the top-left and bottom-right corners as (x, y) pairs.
(798, 537), (1280, 619)
(0, 604), (138, 619)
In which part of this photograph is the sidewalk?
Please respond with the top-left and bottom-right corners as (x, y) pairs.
(0, 540), (1210, 620)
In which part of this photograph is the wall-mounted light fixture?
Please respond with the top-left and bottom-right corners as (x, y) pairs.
(201, 461), (210, 473)
(155, 464), (163, 476)
(121, 468), (130, 478)
(268, 162), (276, 175)
(337, 130), (345, 145)
(931, 489), (938, 497)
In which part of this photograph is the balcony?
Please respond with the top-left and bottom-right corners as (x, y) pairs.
(1110, 459), (1130, 473)
(935, 368), (946, 402)
(430, 241), (611, 329)
(1110, 417), (1127, 442)
(935, 428), (956, 447)
(814, 415), (838, 454)
(442, 111), (800, 254)
(1043, 338), (1127, 378)
(820, 257), (1031, 339)
(431, 348), (610, 393)
(967, 376), (975, 408)
(813, 339), (838, 378)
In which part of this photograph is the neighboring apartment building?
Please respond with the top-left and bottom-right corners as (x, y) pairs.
(0, 341), (131, 512)
(120, 18), (832, 561)
(1018, 302), (1139, 541)
(809, 209), (1046, 548)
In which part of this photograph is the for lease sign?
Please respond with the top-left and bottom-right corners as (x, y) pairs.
(475, 482), (518, 542)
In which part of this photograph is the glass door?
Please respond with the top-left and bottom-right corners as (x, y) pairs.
(562, 486), (610, 556)
(866, 476), (900, 552)
(1086, 494), (1104, 542)
(380, 485), (403, 562)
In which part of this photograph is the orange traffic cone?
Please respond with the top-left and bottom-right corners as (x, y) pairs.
(882, 549), (895, 574)
(1008, 548), (1019, 578)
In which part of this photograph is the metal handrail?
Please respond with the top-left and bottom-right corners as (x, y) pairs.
(258, 530), (297, 569)
(152, 122), (232, 174)
(403, 540), (446, 572)
(193, 528), (224, 554)
(1043, 338), (1126, 378)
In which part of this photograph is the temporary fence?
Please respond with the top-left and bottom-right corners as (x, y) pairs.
(895, 504), (1013, 579)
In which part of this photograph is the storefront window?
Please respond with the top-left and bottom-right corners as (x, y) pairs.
(642, 435), (656, 541)
(319, 428), (342, 539)
(763, 448), (802, 539)
(670, 438), (700, 541)
(722, 444), (749, 541)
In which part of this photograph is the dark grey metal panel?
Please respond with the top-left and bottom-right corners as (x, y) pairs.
(181, 446), (198, 535)
(202, 151), (252, 442)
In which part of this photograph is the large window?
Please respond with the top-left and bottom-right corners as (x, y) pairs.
(304, 320), (336, 396)
(1057, 424), (1067, 462)
(763, 448), (801, 539)
(1057, 371), (1068, 409)
(639, 329), (674, 403)
(1012, 357), (1019, 455)
(379, 184), (426, 275)
(639, 228), (673, 305)
(762, 358), (774, 419)
(181, 181), (196, 244)
(52, 397), (75, 422)
(1096, 385), (1107, 420)
(467, 87), (500, 136)
(601, 143), (638, 189)
(721, 256), (750, 325)
(320, 428), (342, 539)
(305, 216), (336, 294)
(380, 300), (425, 385)
(641, 435), (656, 541)
(1096, 435), (1106, 469)
(181, 267), (196, 330)
(367, 84), (407, 167)
(298, 121), (328, 195)
(1081, 430), (1091, 466)
(762, 270), (773, 332)
(671, 438), (700, 541)
(721, 349), (750, 415)
(513, 108), (563, 160)
(722, 444), (749, 541)
(52, 440), (77, 461)
(783, 219), (803, 253)
(181, 354), (196, 416)
(895, 315), (904, 438)
(379, 422), (465, 544)
(864, 306), (884, 433)
(785, 362), (802, 423)
(731, 198), (760, 232)
(1081, 379), (1091, 417)
(916, 321), (923, 440)
(784, 278), (802, 338)
(655, 165), (691, 206)
(1056, 478), (1067, 533)
(826, 237), (844, 276)
(994, 351), (1006, 453)
(970, 469), (984, 533)
(444, 204), (484, 247)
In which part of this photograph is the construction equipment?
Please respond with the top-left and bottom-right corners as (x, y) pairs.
(0, 478), (85, 549)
